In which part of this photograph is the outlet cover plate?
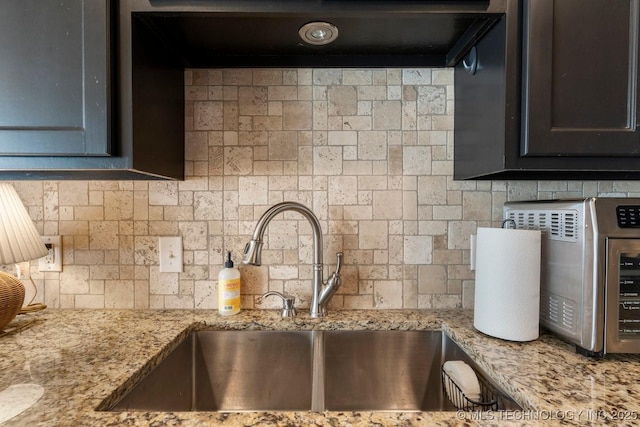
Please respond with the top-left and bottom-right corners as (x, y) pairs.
(39, 236), (62, 272)
(159, 236), (183, 273)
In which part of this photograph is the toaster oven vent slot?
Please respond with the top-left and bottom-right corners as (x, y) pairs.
(504, 209), (579, 242)
(541, 292), (577, 333)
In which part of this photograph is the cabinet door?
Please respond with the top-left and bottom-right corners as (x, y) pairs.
(523, 0), (640, 156)
(0, 0), (109, 156)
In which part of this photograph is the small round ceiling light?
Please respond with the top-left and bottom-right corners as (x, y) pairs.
(299, 22), (339, 46)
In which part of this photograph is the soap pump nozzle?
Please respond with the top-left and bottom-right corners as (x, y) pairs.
(225, 251), (234, 268)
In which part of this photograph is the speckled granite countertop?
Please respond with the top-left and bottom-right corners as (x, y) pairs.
(1, 309), (640, 426)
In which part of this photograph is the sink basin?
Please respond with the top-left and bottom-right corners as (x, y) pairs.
(104, 330), (521, 412)
(323, 330), (445, 411)
(108, 330), (313, 411)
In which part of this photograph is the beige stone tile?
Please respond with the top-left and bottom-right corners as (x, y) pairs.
(74, 206), (104, 221)
(462, 191), (492, 221)
(105, 191), (133, 221)
(432, 115), (453, 131)
(165, 294), (195, 309)
(403, 69), (431, 85)
(328, 176), (357, 205)
(357, 84), (387, 101)
(149, 267), (179, 295)
(432, 294), (461, 309)
(194, 280), (217, 309)
(403, 146), (431, 175)
(254, 70), (283, 86)
(59, 182), (88, 205)
(75, 294), (104, 309)
(222, 69), (252, 85)
(433, 205), (462, 220)
(343, 70), (372, 86)
(149, 182), (179, 206)
(193, 191), (222, 221)
(357, 131), (387, 160)
(239, 177), (269, 205)
(387, 86), (401, 101)
(239, 87), (268, 116)
(373, 191), (402, 220)
(342, 116), (371, 131)
(446, 220), (476, 251)
(268, 131), (298, 160)
(418, 265), (447, 294)
(179, 221), (207, 251)
(328, 131), (357, 146)
(417, 86), (447, 115)
(313, 69), (342, 85)
(432, 69), (454, 85)
(343, 161), (372, 176)
(343, 294), (374, 309)
(403, 235), (433, 264)
(253, 116), (283, 130)
(267, 102), (284, 118)
(268, 86), (297, 100)
(328, 86), (358, 116)
(223, 102), (239, 130)
(223, 86), (239, 101)
(372, 101), (401, 130)
(60, 265), (90, 294)
(313, 146), (343, 176)
(194, 101), (223, 130)
(134, 280), (150, 309)
(224, 147), (253, 175)
(417, 175), (447, 205)
(105, 280), (134, 308)
(59, 220), (88, 236)
(163, 206), (194, 221)
(358, 221), (388, 250)
(149, 295), (165, 309)
(374, 280), (403, 308)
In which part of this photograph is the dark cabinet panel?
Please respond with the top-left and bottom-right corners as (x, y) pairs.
(523, 0), (640, 156)
(0, 0), (184, 180)
(454, 0), (640, 179)
(0, 0), (109, 156)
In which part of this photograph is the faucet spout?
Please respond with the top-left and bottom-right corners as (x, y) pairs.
(243, 201), (329, 318)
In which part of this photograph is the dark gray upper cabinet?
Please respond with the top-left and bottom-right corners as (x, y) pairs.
(454, 0), (640, 179)
(523, 0), (640, 157)
(0, 0), (109, 156)
(0, 0), (184, 180)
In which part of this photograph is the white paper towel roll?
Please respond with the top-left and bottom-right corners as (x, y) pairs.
(473, 227), (541, 341)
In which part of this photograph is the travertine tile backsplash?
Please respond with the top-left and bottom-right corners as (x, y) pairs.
(10, 68), (640, 311)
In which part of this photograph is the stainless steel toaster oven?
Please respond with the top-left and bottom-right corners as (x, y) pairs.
(503, 198), (640, 356)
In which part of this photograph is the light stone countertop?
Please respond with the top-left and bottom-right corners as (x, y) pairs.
(1, 309), (640, 426)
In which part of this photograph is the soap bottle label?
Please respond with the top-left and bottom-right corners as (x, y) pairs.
(219, 278), (240, 314)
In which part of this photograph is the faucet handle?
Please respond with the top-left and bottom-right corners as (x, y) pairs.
(262, 291), (297, 318)
(333, 252), (343, 276)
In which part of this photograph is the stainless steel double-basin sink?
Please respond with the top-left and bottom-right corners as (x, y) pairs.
(104, 329), (520, 413)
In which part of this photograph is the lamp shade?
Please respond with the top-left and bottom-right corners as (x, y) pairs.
(0, 183), (48, 264)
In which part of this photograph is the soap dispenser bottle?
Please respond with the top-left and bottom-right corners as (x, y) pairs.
(218, 251), (241, 316)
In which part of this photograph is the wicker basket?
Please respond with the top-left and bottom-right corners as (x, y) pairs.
(0, 271), (25, 331)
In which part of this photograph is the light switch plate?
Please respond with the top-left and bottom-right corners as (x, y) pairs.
(39, 235), (62, 272)
(159, 236), (183, 273)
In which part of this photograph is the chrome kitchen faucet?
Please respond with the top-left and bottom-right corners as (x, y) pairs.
(243, 202), (343, 318)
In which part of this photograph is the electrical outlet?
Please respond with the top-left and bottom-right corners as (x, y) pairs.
(159, 236), (183, 273)
(39, 236), (62, 272)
